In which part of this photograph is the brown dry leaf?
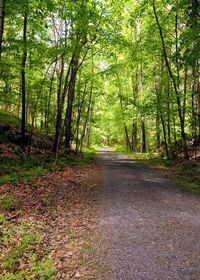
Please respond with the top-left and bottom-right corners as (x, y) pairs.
(1, 164), (100, 279)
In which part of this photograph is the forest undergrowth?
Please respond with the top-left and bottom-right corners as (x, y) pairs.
(0, 157), (104, 280)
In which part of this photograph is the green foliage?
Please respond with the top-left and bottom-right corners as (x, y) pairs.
(113, 145), (157, 160)
(0, 213), (7, 224)
(0, 0), (199, 158)
(0, 149), (96, 185)
(0, 195), (17, 211)
(0, 157), (46, 185)
(0, 222), (55, 279)
(0, 110), (21, 128)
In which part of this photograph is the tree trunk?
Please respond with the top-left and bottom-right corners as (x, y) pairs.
(156, 111), (160, 149)
(0, 0), (5, 60)
(167, 77), (171, 147)
(141, 114), (146, 153)
(46, 62), (57, 135)
(132, 121), (137, 151)
(65, 54), (79, 149)
(80, 82), (93, 152)
(196, 65), (200, 136)
(21, 9), (28, 147)
(53, 56), (65, 152)
(75, 82), (87, 151)
(183, 66), (188, 124)
(116, 72), (132, 151)
(153, 0), (189, 159)
(131, 69), (138, 152)
(160, 113), (169, 159)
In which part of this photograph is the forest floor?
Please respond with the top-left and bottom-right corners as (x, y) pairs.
(1, 148), (200, 279)
(0, 162), (104, 279)
(98, 148), (200, 280)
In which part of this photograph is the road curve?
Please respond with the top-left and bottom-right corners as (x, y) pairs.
(98, 148), (200, 280)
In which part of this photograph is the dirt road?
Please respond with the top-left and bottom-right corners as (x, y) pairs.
(98, 149), (200, 280)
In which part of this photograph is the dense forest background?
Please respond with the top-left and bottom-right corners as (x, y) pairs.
(0, 0), (200, 160)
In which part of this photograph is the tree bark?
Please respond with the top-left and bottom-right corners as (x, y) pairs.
(153, 0), (189, 159)
(196, 65), (200, 135)
(80, 81), (93, 152)
(75, 82), (87, 151)
(141, 114), (146, 153)
(21, 7), (28, 146)
(156, 111), (160, 149)
(131, 69), (138, 151)
(132, 122), (137, 151)
(0, 0), (5, 60)
(116, 72), (132, 151)
(53, 56), (65, 152)
(167, 76), (171, 147)
(65, 54), (79, 149)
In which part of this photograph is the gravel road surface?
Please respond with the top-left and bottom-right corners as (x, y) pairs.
(98, 149), (200, 280)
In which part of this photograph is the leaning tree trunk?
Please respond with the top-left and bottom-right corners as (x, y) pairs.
(21, 8), (28, 147)
(153, 0), (189, 159)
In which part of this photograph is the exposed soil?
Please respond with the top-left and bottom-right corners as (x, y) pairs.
(98, 149), (200, 280)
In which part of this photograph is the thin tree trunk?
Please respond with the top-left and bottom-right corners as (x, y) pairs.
(196, 65), (200, 136)
(46, 63), (57, 137)
(53, 55), (65, 152)
(153, 0), (189, 159)
(156, 111), (160, 149)
(0, 0), (5, 60)
(154, 67), (169, 159)
(139, 63), (146, 153)
(132, 69), (138, 152)
(132, 121), (137, 151)
(175, 7), (180, 88)
(21, 7), (28, 147)
(167, 77), (171, 146)
(75, 82), (87, 151)
(160, 113), (169, 159)
(116, 72), (132, 150)
(183, 66), (188, 123)
(80, 83), (93, 152)
(86, 99), (94, 149)
(141, 114), (146, 153)
(192, 77), (197, 137)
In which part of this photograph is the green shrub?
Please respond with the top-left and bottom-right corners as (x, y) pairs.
(1, 195), (17, 211)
